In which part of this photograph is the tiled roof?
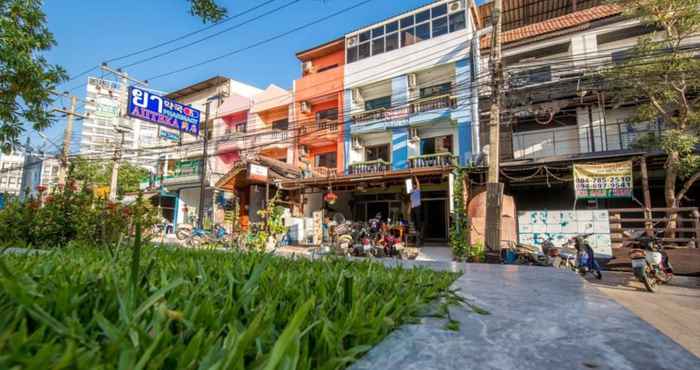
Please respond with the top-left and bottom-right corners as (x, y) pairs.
(481, 4), (622, 49)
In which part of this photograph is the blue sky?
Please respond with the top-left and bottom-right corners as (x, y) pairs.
(31, 0), (442, 151)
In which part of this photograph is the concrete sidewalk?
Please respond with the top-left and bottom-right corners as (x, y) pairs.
(351, 263), (700, 370)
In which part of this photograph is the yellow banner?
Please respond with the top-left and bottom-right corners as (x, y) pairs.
(573, 161), (633, 199)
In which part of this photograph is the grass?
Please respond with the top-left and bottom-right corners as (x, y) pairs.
(0, 246), (460, 369)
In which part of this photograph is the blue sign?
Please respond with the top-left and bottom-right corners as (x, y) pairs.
(159, 129), (180, 142)
(127, 86), (201, 136)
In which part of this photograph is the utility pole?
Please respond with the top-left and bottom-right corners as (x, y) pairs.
(53, 95), (87, 185)
(485, 0), (504, 252)
(197, 101), (212, 229)
(100, 63), (147, 201)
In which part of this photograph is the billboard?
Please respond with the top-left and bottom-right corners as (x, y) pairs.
(573, 161), (633, 199)
(127, 86), (201, 136)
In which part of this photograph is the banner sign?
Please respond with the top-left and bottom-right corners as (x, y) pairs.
(573, 161), (633, 199)
(248, 164), (269, 183)
(127, 86), (201, 136)
(94, 97), (119, 118)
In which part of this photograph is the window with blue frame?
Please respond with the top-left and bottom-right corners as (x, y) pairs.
(364, 96), (391, 111)
(420, 135), (453, 155)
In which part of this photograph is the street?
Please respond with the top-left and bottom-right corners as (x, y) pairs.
(587, 271), (700, 358)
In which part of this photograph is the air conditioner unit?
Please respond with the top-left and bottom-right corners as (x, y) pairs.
(407, 73), (417, 90)
(352, 137), (364, 150)
(351, 88), (363, 104)
(302, 61), (314, 73)
(300, 101), (311, 113)
(346, 36), (358, 48)
(448, 0), (463, 13)
(409, 128), (420, 143)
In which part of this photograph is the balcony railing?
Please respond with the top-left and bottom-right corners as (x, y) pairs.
(409, 153), (456, 168)
(254, 130), (288, 144)
(410, 94), (457, 113)
(352, 94), (457, 125)
(349, 159), (391, 175)
(300, 119), (338, 134)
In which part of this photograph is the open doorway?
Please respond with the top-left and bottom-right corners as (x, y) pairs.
(422, 199), (448, 241)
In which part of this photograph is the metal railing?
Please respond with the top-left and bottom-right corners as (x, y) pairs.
(254, 130), (288, 143)
(349, 159), (391, 174)
(300, 119), (338, 134)
(510, 120), (663, 160)
(409, 152), (456, 168)
(351, 94), (458, 125)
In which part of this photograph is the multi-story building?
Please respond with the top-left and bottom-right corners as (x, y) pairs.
(248, 85), (294, 163)
(19, 153), (61, 199)
(0, 151), (25, 196)
(283, 0), (482, 243)
(80, 77), (161, 170)
(159, 76), (262, 227)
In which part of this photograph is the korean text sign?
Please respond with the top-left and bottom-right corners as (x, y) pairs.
(127, 86), (201, 136)
(573, 161), (633, 199)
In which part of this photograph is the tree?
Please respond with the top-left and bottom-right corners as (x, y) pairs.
(69, 157), (150, 196)
(0, 0), (226, 152)
(0, 0), (67, 153)
(605, 0), (700, 235)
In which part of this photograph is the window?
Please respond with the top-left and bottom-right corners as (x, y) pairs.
(420, 82), (452, 98)
(272, 119), (289, 131)
(385, 33), (399, 52)
(235, 122), (247, 133)
(401, 28), (416, 47)
(421, 135), (453, 155)
(449, 12), (466, 32)
(316, 108), (338, 122)
(358, 42), (370, 59)
(365, 144), (390, 162)
(315, 152), (337, 168)
(372, 38), (385, 55)
(365, 96), (391, 111)
(415, 22), (430, 43)
(346, 5), (468, 63)
(415, 9), (430, 23)
(432, 16), (448, 37)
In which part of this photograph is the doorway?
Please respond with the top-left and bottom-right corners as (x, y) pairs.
(366, 202), (389, 222)
(422, 199), (448, 241)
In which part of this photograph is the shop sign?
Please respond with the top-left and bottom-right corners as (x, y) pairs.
(405, 178), (413, 194)
(573, 161), (633, 199)
(127, 86), (201, 135)
(94, 97), (119, 118)
(159, 128), (180, 142)
(248, 164), (269, 183)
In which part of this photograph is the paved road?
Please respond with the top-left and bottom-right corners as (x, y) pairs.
(587, 271), (700, 358)
(351, 262), (700, 370)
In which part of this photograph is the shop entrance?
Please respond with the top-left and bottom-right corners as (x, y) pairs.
(422, 199), (448, 241)
(366, 202), (389, 222)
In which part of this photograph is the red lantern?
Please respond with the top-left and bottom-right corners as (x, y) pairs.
(323, 192), (338, 205)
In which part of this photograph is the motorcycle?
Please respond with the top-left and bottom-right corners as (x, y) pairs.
(567, 234), (602, 280)
(627, 231), (673, 292)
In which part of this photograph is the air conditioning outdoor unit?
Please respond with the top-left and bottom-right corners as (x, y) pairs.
(352, 137), (364, 150)
(346, 36), (358, 48)
(302, 61), (314, 73)
(300, 101), (311, 113)
(407, 73), (417, 90)
(448, 0), (463, 13)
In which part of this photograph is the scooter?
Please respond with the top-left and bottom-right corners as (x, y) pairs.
(568, 234), (602, 280)
(628, 232), (673, 292)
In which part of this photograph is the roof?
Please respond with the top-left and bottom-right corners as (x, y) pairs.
(166, 76), (229, 100)
(480, 4), (621, 49)
(478, 0), (604, 32)
(296, 37), (345, 62)
(215, 155), (301, 190)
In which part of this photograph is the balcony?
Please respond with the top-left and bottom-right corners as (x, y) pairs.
(349, 159), (391, 175)
(410, 94), (457, 114)
(253, 130), (289, 146)
(409, 153), (456, 168)
(352, 108), (387, 124)
(163, 160), (201, 187)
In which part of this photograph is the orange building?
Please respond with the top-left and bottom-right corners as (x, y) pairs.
(293, 38), (345, 177)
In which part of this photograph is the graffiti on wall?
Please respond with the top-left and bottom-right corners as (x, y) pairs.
(518, 210), (613, 258)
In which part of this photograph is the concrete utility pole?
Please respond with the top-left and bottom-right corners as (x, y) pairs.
(100, 64), (147, 201)
(197, 95), (223, 229)
(485, 0), (504, 252)
(53, 95), (88, 185)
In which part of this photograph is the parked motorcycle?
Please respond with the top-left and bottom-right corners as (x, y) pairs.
(627, 231), (672, 292)
(568, 234), (602, 280)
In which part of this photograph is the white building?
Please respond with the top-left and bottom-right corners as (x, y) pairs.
(19, 153), (61, 199)
(0, 151), (25, 196)
(80, 77), (161, 171)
